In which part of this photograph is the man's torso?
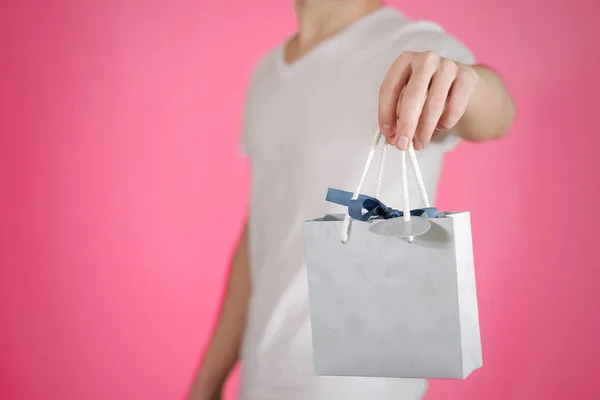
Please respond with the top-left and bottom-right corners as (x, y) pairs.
(238, 7), (473, 400)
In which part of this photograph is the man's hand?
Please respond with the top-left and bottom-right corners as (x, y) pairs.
(378, 50), (480, 150)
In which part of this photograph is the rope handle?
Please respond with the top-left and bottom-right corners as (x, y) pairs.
(340, 128), (430, 243)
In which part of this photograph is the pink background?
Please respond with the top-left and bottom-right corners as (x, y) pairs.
(1, 0), (599, 399)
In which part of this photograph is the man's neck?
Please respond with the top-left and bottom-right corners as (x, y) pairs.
(286, 0), (383, 62)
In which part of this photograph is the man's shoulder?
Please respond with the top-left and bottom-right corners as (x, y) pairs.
(383, 10), (475, 64)
(363, 8), (445, 44)
(352, 8), (474, 66)
(247, 46), (281, 85)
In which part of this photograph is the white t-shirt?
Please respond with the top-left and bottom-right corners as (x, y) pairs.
(239, 7), (475, 400)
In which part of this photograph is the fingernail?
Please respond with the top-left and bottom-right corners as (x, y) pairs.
(382, 124), (393, 135)
(414, 141), (424, 150)
(397, 136), (410, 150)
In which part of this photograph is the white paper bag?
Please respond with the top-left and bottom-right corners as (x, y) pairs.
(303, 129), (482, 379)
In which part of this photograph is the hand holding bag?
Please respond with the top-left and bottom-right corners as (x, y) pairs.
(303, 128), (482, 379)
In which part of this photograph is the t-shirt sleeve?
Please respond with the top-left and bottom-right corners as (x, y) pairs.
(239, 117), (250, 158)
(391, 22), (477, 152)
(239, 80), (254, 158)
(239, 52), (274, 159)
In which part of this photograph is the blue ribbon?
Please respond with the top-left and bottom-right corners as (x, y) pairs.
(326, 188), (441, 222)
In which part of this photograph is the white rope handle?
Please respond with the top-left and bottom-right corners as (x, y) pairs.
(340, 128), (382, 243)
(400, 150), (410, 221)
(340, 129), (431, 243)
(401, 147), (428, 243)
(374, 136), (388, 198)
(408, 146), (430, 208)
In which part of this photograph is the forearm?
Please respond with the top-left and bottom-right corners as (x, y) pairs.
(456, 65), (516, 142)
(189, 223), (251, 399)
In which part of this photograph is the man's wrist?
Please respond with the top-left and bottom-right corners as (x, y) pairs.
(188, 369), (225, 400)
(458, 65), (514, 141)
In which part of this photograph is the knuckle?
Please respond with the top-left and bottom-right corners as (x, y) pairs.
(416, 130), (432, 142)
(391, 52), (412, 69)
(402, 87), (417, 101)
(397, 120), (415, 135)
(426, 95), (446, 111)
(455, 66), (470, 80)
(437, 119), (452, 130)
(399, 51), (414, 60)
(439, 58), (458, 73)
(443, 108), (463, 125)
(379, 76), (399, 97)
(379, 80), (395, 96)
(458, 66), (477, 84)
(419, 51), (440, 68)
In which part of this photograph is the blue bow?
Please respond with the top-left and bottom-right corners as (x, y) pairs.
(326, 188), (440, 222)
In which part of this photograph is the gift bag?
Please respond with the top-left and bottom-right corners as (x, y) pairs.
(303, 129), (482, 380)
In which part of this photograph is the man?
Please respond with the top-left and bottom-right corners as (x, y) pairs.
(189, 1), (515, 399)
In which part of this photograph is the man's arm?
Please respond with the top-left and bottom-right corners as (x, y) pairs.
(188, 222), (251, 400)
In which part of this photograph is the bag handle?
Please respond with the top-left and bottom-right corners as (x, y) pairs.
(340, 128), (430, 243)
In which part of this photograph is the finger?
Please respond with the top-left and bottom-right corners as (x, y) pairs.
(414, 59), (458, 150)
(438, 66), (477, 130)
(378, 52), (413, 138)
(386, 88), (404, 145)
(396, 51), (439, 150)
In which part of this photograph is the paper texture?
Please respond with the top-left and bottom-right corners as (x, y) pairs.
(303, 212), (482, 379)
